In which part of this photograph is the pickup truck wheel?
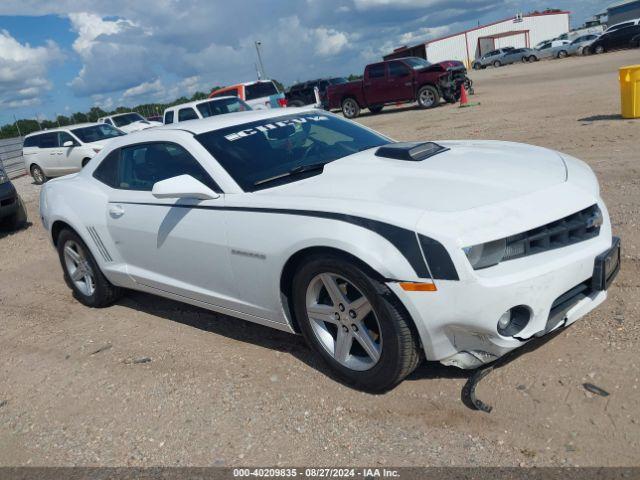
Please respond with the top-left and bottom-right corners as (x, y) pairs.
(341, 98), (360, 119)
(417, 85), (439, 109)
(369, 105), (384, 114)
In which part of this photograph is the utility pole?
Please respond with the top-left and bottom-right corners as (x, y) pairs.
(13, 114), (21, 137)
(255, 41), (266, 79)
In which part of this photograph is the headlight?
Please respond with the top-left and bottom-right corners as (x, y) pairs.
(0, 169), (8, 184)
(463, 238), (506, 269)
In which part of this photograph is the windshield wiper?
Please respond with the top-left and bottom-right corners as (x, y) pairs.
(253, 162), (328, 187)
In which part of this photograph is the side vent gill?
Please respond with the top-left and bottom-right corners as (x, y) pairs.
(375, 142), (449, 162)
(87, 227), (113, 262)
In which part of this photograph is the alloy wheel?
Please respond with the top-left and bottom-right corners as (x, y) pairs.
(32, 166), (44, 184)
(419, 89), (435, 108)
(343, 100), (356, 117)
(63, 240), (96, 297)
(305, 273), (382, 371)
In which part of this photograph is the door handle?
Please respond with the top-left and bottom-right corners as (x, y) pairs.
(109, 205), (125, 218)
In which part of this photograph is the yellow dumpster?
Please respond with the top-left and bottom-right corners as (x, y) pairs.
(620, 64), (640, 119)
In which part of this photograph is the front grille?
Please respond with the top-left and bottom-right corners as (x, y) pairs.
(503, 204), (601, 262)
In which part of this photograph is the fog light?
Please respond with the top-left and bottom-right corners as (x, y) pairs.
(497, 306), (531, 337)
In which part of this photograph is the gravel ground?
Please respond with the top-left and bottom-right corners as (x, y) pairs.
(0, 50), (638, 467)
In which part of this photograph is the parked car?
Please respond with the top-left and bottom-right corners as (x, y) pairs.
(163, 97), (252, 124)
(536, 39), (572, 59)
(500, 47), (540, 64)
(326, 57), (465, 118)
(566, 34), (600, 56)
(286, 78), (348, 108)
(40, 109), (619, 392)
(209, 80), (287, 110)
(98, 112), (162, 134)
(603, 18), (640, 34)
(23, 123), (125, 184)
(471, 47), (515, 69)
(588, 24), (640, 54)
(0, 165), (27, 231)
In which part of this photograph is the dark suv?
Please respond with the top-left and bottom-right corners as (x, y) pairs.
(588, 24), (640, 53)
(0, 166), (27, 231)
(286, 78), (348, 108)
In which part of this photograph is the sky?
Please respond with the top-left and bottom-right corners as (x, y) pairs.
(0, 0), (608, 124)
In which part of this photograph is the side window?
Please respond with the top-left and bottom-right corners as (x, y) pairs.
(58, 131), (77, 146)
(368, 64), (386, 79)
(38, 132), (59, 149)
(388, 61), (410, 77)
(23, 135), (40, 148)
(93, 149), (120, 188)
(118, 142), (220, 192)
(105, 118), (114, 126)
(164, 111), (174, 124)
(178, 108), (199, 122)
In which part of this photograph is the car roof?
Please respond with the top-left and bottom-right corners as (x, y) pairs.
(157, 106), (320, 135)
(24, 122), (102, 137)
(165, 96), (238, 111)
(109, 112), (142, 118)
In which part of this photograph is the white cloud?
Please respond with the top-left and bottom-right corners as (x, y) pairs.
(122, 79), (163, 99)
(0, 29), (62, 109)
(353, 0), (441, 9)
(314, 27), (349, 56)
(398, 25), (451, 44)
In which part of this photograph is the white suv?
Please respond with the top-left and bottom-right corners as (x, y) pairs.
(98, 112), (162, 134)
(22, 123), (125, 184)
(163, 96), (252, 124)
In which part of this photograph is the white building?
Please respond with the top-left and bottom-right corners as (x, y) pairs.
(384, 10), (571, 69)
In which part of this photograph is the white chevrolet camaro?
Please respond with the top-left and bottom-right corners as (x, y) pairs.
(39, 108), (620, 392)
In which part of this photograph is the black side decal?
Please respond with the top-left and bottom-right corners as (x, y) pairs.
(110, 202), (458, 280)
(418, 234), (459, 280)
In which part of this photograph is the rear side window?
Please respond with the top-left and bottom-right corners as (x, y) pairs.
(245, 82), (279, 100)
(164, 111), (174, 124)
(24, 135), (40, 148)
(178, 108), (198, 122)
(368, 64), (386, 78)
(93, 142), (220, 192)
(196, 98), (251, 117)
(38, 132), (59, 149)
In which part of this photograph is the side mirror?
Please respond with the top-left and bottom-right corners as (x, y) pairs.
(63, 140), (74, 147)
(152, 174), (220, 200)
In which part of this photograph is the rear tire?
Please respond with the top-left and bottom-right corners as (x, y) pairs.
(57, 229), (122, 308)
(292, 254), (421, 392)
(341, 98), (360, 119)
(30, 164), (46, 185)
(417, 85), (440, 109)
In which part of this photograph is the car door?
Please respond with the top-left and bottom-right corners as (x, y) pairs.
(101, 140), (239, 310)
(387, 61), (414, 101)
(58, 131), (85, 174)
(36, 132), (62, 175)
(364, 63), (389, 105)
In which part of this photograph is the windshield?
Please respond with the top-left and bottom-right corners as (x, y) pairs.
(196, 98), (252, 118)
(71, 124), (125, 143)
(245, 81), (279, 100)
(402, 57), (432, 69)
(195, 112), (390, 191)
(112, 113), (146, 127)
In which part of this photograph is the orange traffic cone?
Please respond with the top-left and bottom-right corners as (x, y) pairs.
(459, 84), (479, 108)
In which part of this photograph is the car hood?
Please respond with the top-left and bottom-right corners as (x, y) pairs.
(262, 140), (567, 213)
(122, 121), (161, 132)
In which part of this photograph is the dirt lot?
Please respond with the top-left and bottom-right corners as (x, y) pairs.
(1, 50), (639, 467)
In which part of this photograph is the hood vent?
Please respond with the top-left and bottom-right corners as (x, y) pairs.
(375, 142), (449, 162)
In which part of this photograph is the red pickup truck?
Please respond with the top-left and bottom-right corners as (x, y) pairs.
(326, 57), (467, 118)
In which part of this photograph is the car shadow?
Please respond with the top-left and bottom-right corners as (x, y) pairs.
(578, 114), (625, 122)
(0, 221), (32, 240)
(115, 290), (483, 393)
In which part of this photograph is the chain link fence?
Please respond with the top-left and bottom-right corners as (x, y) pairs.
(0, 137), (26, 179)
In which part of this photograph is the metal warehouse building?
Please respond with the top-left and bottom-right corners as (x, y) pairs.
(384, 10), (570, 68)
(606, 0), (640, 26)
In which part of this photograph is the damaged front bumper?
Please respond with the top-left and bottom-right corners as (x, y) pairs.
(389, 235), (620, 370)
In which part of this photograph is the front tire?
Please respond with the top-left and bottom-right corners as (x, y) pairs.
(292, 254), (421, 392)
(417, 85), (440, 109)
(57, 229), (122, 307)
(30, 165), (46, 185)
(341, 98), (360, 119)
(558, 50), (568, 58)
(493, 60), (502, 68)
